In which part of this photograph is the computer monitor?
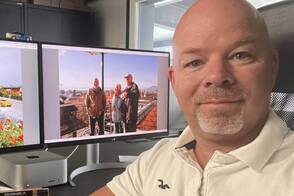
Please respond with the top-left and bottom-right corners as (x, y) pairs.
(0, 39), (42, 153)
(42, 43), (170, 146)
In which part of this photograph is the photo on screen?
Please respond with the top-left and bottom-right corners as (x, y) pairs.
(0, 41), (40, 150)
(104, 53), (160, 134)
(0, 47), (24, 147)
(59, 50), (102, 138)
(43, 44), (169, 145)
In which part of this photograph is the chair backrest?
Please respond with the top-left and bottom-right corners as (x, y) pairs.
(259, 0), (294, 130)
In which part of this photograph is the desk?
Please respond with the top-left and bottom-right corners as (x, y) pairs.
(50, 168), (124, 196)
(48, 140), (158, 195)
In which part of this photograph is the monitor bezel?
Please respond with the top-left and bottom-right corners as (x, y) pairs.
(0, 38), (44, 154)
(41, 42), (170, 148)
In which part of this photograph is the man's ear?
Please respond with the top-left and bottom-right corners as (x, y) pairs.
(168, 66), (176, 90)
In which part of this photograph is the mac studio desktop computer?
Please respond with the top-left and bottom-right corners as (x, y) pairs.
(41, 43), (170, 185)
(0, 40), (67, 190)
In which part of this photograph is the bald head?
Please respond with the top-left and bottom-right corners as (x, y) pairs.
(169, 0), (279, 142)
(173, 0), (272, 66)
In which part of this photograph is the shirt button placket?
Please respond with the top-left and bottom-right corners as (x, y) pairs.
(189, 171), (202, 196)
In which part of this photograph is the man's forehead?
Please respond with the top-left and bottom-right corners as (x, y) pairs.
(173, 0), (262, 42)
(173, 17), (268, 58)
(177, 36), (258, 54)
(174, 31), (263, 61)
(174, 18), (260, 43)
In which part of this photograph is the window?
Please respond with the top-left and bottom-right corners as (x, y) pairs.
(137, 0), (287, 53)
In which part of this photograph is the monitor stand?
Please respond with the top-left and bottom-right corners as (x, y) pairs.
(69, 143), (130, 186)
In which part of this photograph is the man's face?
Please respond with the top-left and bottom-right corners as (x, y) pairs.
(169, 3), (278, 138)
(114, 84), (121, 95)
(94, 79), (99, 88)
(125, 76), (133, 86)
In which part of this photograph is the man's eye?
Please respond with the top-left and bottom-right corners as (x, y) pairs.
(184, 59), (204, 68)
(231, 52), (253, 61)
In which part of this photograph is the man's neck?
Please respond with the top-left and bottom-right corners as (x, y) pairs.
(193, 127), (263, 169)
(193, 140), (235, 169)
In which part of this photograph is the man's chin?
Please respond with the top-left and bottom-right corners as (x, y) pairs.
(196, 112), (244, 135)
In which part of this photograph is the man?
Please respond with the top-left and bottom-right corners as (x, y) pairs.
(91, 0), (294, 195)
(85, 78), (106, 135)
(122, 73), (140, 132)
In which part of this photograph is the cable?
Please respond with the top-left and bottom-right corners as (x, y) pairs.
(66, 145), (80, 159)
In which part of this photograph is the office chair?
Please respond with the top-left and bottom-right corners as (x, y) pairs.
(259, 0), (294, 130)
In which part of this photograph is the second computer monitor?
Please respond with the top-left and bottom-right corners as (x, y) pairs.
(42, 44), (169, 146)
(0, 40), (42, 153)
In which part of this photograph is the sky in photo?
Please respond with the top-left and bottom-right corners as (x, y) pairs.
(104, 53), (158, 90)
(59, 50), (159, 91)
(59, 50), (102, 90)
(0, 47), (22, 87)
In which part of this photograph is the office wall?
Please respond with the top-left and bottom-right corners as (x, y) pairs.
(25, 4), (94, 45)
(0, 1), (94, 45)
(88, 0), (128, 48)
(0, 2), (24, 38)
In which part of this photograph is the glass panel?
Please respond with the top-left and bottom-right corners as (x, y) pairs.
(137, 0), (286, 52)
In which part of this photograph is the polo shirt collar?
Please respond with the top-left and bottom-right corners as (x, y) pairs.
(173, 110), (290, 171)
(174, 126), (195, 150)
(229, 110), (290, 171)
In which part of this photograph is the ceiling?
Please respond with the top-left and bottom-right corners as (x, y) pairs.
(147, 0), (287, 46)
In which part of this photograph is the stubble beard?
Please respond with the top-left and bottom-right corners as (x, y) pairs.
(193, 87), (246, 135)
(196, 107), (244, 135)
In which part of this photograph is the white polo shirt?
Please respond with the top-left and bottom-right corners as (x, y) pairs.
(107, 110), (294, 196)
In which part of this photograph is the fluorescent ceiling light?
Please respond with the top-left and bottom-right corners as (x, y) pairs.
(247, 0), (286, 8)
(153, 23), (174, 42)
(154, 0), (184, 7)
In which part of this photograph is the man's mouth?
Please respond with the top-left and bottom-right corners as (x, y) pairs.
(200, 99), (243, 104)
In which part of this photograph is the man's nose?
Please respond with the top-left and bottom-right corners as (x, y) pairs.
(203, 60), (235, 88)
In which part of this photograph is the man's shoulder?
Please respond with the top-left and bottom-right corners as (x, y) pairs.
(270, 130), (294, 165)
(140, 137), (177, 163)
(130, 82), (139, 89)
(133, 82), (139, 87)
(151, 137), (177, 151)
(97, 86), (103, 92)
(279, 130), (294, 151)
(87, 88), (95, 94)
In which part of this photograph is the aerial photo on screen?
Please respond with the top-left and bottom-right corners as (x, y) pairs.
(0, 47), (24, 147)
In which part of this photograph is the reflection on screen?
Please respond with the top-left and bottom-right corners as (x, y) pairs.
(42, 44), (169, 144)
(0, 40), (40, 149)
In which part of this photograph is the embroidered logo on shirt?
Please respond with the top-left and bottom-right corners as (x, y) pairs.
(158, 179), (170, 190)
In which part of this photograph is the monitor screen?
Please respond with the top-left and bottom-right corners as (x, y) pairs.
(42, 44), (169, 146)
(0, 40), (42, 153)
